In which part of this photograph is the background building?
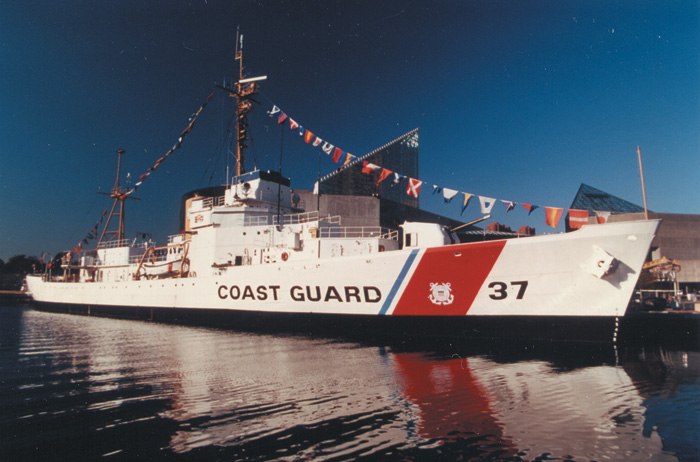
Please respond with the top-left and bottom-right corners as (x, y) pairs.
(296, 129), (527, 242)
(298, 129), (466, 231)
(316, 128), (420, 207)
(569, 184), (646, 216)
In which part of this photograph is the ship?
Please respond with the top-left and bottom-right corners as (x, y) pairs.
(25, 39), (660, 343)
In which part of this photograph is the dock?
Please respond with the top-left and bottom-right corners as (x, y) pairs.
(0, 290), (31, 305)
(621, 310), (700, 348)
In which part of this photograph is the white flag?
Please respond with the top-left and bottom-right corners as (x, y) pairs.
(267, 105), (281, 116)
(442, 188), (459, 203)
(479, 196), (496, 214)
(595, 211), (611, 224)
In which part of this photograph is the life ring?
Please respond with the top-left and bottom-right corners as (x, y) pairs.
(281, 252), (289, 262)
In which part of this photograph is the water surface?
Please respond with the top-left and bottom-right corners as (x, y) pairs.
(1, 307), (698, 461)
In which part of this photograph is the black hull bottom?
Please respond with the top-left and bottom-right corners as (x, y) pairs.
(29, 301), (628, 344)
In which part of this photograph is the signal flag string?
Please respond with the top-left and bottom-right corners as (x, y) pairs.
(68, 90), (216, 255)
(125, 90), (216, 198)
(265, 103), (609, 229)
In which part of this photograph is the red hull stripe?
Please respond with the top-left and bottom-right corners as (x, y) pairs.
(392, 240), (507, 316)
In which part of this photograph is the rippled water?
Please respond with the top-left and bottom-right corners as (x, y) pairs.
(1, 306), (698, 461)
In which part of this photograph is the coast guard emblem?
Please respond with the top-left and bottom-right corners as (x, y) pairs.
(429, 282), (454, 305)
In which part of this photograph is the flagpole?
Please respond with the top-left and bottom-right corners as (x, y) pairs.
(637, 146), (649, 220)
(317, 148), (322, 212)
(277, 123), (284, 224)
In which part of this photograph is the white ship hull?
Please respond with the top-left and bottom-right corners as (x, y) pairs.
(27, 220), (659, 342)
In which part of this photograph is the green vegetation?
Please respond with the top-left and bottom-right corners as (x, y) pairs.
(0, 255), (40, 290)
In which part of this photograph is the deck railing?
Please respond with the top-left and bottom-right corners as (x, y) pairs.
(318, 227), (399, 241)
(243, 212), (342, 227)
(96, 239), (147, 250)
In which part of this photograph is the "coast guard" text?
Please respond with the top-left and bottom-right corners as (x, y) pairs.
(217, 284), (382, 303)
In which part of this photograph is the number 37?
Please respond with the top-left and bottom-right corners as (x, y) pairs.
(488, 281), (528, 300)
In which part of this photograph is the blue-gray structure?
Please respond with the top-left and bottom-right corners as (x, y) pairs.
(317, 129), (419, 207)
(570, 183), (647, 214)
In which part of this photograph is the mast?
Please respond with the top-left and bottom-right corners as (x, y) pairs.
(218, 28), (267, 178)
(637, 146), (650, 220)
(97, 149), (135, 246)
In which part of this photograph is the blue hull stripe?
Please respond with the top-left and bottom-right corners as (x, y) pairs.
(379, 249), (419, 315)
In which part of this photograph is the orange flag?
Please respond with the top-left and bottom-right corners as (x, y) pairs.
(304, 130), (314, 144)
(376, 168), (393, 186)
(545, 207), (563, 228)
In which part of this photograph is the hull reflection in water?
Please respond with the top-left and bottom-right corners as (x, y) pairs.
(392, 354), (668, 460)
(3, 308), (697, 461)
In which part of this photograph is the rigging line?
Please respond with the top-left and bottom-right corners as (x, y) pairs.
(201, 106), (237, 187)
(211, 94), (235, 186)
(256, 90), (276, 107)
(205, 146), (227, 188)
(198, 146), (220, 188)
(252, 90), (287, 170)
(248, 124), (259, 171)
(127, 90), (215, 197)
(200, 93), (228, 186)
(205, 141), (228, 187)
(277, 121), (284, 223)
(205, 152), (220, 187)
(201, 94), (236, 186)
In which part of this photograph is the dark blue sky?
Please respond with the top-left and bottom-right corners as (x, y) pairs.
(1, 0), (698, 260)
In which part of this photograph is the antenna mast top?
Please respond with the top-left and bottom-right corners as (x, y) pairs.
(235, 27), (244, 78)
(218, 28), (266, 177)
